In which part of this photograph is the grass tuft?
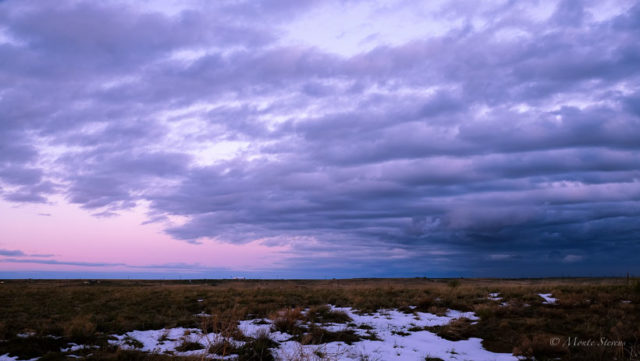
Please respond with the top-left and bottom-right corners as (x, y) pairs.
(236, 330), (277, 361)
(271, 307), (306, 335)
(298, 325), (362, 345)
(306, 305), (352, 324)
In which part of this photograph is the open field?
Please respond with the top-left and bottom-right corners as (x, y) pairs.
(0, 278), (638, 361)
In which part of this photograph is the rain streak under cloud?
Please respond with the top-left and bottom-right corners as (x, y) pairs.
(1, 0), (639, 278)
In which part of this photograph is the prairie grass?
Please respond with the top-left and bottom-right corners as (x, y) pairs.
(0, 278), (638, 360)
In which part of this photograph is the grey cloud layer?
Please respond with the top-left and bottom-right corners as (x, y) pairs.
(1, 0), (639, 276)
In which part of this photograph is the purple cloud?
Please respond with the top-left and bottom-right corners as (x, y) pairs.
(1, 0), (639, 276)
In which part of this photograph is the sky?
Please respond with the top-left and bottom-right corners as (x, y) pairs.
(1, 0), (639, 279)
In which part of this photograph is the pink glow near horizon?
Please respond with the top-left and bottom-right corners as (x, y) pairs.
(0, 198), (290, 274)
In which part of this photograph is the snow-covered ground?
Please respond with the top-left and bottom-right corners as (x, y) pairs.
(1, 305), (519, 361)
(104, 306), (518, 361)
(108, 327), (244, 357)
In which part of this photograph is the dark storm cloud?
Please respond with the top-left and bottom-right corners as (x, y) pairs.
(1, 0), (639, 276)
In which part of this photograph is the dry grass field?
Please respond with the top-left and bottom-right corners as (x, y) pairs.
(0, 278), (638, 361)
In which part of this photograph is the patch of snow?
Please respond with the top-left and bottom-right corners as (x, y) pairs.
(621, 300), (632, 304)
(61, 343), (82, 352)
(0, 354), (39, 361)
(194, 312), (211, 317)
(444, 309), (479, 321)
(110, 327), (243, 357)
(273, 329), (517, 361)
(538, 293), (557, 304)
(16, 332), (36, 338)
(61, 343), (99, 352)
(290, 306), (515, 361)
(238, 319), (291, 343)
(108, 305), (517, 361)
(488, 293), (502, 301)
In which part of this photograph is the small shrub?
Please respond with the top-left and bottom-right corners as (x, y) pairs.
(391, 330), (411, 336)
(271, 307), (306, 335)
(427, 305), (448, 316)
(209, 339), (238, 356)
(175, 340), (204, 352)
(447, 280), (460, 288)
(425, 357), (444, 361)
(416, 296), (434, 312)
(201, 306), (244, 340)
(361, 331), (381, 341)
(299, 325), (361, 345)
(237, 330), (277, 361)
(157, 330), (171, 344)
(306, 305), (352, 324)
(473, 304), (494, 320)
(64, 315), (97, 342)
(123, 336), (143, 349)
(426, 318), (474, 341)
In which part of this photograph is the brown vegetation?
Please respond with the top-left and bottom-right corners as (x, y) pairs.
(0, 278), (638, 360)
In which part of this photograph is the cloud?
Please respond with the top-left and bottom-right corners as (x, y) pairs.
(0, 249), (26, 257)
(0, 257), (267, 278)
(562, 254), (584, 263)
(1, 0), (639, 276)
(0, 258), (126, 267)
(0, 249), (54, 258)
(487, 254), (516, 261)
